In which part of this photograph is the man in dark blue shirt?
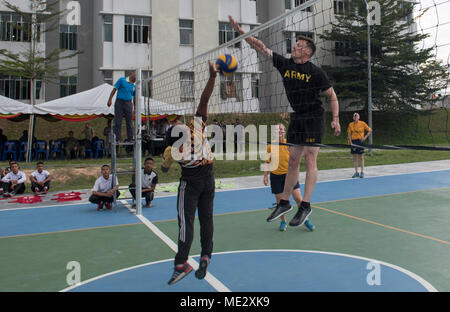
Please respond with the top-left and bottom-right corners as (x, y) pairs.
(107, 71), (136, 142)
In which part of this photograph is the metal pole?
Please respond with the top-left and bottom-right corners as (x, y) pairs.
(365, 0), (373, 154)
(135, 69), (143, 216)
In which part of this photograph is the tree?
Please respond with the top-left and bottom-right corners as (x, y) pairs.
(0, 0), (82, 161)
(319, 0), (449, 112)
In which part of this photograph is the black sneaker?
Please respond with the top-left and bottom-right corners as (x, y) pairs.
(289, 204), (312, 227)
(195, 256), (210, 280)
(168, 262), (193, 285)
(267, 200), (292, 222)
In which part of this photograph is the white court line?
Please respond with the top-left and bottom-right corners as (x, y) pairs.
(60, 249), (437, 292)
(121, 200), (231, 293)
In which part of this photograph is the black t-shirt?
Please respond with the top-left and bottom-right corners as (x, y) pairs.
(272, 52), (331, 116)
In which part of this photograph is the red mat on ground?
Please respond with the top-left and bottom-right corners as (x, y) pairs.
(8, 195), (43, 204)
(52, 192), (86, 202)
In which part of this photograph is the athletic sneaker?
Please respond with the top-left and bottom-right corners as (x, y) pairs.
(195, 256), (210, 280)
(279, 220), (287, 231)
(34, 187), (39, 195)
(267, 200), (292, 222)
(360, 173), (365, 178)
(352, 172), (360, 178)
(168, 262), (193, 285)
(43, 186), (48, 194)
(3, 192), (11, 198)
(289, 204), (312, 227)
(304, 219), (316, 231)
(145, 199), (151, 207)
(105, 202), (112, 210)
(97, 202), (104, 211)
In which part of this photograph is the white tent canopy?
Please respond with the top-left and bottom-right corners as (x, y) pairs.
(0, 95), (33, 115)
(32, 83), (187, 116)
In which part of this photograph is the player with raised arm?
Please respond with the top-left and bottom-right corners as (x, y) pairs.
(229, 15), (341, 227)
(161, 61), (218, 285)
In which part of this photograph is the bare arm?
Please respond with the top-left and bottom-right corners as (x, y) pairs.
(322, 87), (341, 136)
(107, 89), (117, 107)
(196, 61), (218, 118)
(229, 16), (273, 59)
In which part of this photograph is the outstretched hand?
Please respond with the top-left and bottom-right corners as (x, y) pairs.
(229, 15), (243, 34)
(208, 60), (218, 78)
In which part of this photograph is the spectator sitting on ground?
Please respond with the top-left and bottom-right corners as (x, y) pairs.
(1, 161), (26, 197)
(4, 160), (15, 176)
(30, 161), (52, 194)
(129, 157), (158, 208)
(89, 164), (120, 211)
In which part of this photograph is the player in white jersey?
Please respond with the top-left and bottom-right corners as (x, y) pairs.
(30, 162), (52, 194)
(1, 162), (26, 197)
(89, 164), (120, 211)
(129, 157), (158, 208)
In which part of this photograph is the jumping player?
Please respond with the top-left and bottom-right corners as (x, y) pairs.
(264, 124), (315, 231)
(229, 15), (341, 227)
(161, 61), (217, 285)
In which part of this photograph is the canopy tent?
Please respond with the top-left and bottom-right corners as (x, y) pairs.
(0, 95), (33, 121)
(33, 83), (188, 121)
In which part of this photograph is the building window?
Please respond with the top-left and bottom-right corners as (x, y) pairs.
(0, 13), (33, 42)
(334, 0), (350, 15)
(103, 70), (113, 85)
(104, 15), (112, 42)
(295, 0), (312, 12)
(0, 75), (41, 100)
(285, 0), (292, 10)
(179, 19), (193, 45)
(60, 25), (77, 50)
(219, 22), (241, 48)
(251, 74), (259, 99)
(220, 73), (242, 101)
(180, 72), (194, 102)
(335, 41), (351, 56)
(124, 16), (150, 44)
(60, 76), (77, 97)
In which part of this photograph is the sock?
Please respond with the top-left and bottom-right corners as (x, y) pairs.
(279, 199), (290, 206)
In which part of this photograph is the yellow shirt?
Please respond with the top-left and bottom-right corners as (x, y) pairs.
(266, 139), (290, 175)
(347, 121), (372, 140)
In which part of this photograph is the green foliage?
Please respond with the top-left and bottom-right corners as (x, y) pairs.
(319, 0), (449, 111)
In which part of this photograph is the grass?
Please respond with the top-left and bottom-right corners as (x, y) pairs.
(1, 148), (448, 194)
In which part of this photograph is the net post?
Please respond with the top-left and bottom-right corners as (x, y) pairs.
(135, 68), (143, 216)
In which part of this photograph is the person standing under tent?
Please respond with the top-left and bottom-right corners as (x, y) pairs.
(161, 61), (217, 285)
(229, 15), (341, 228)
(107, 71), (136, 143)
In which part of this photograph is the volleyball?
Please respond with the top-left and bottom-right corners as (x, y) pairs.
(215, 54), (238, 76)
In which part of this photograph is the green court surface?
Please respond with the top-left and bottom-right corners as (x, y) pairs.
(1, 186), (449, 292)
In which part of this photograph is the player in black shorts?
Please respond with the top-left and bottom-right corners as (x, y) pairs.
(161, 61), (217, 285)
(230, 15), (341, 227)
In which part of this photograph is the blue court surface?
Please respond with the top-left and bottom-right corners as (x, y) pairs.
(1, 169), (449, 292)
